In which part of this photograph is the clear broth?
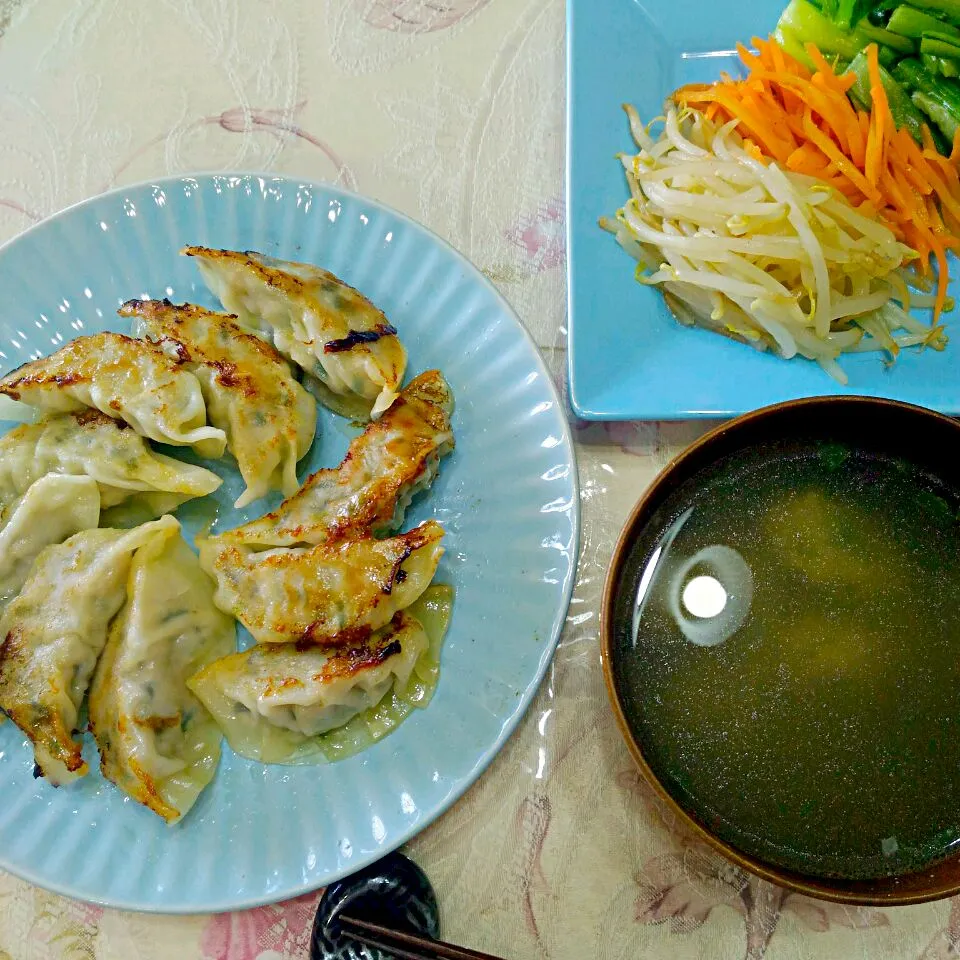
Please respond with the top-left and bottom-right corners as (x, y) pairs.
(626, 442), (960, 880)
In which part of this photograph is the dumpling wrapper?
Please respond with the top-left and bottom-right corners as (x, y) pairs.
(198, 520), (445, 645)
(88, 527), (235, 823)
(0, 514), (179, 784)
(183, 246), (406, 420)
(0, 410), (221, 520)
(0, 332), (226, 457)
(121, 299), (316, 509)
(214, 370), (454, 548)
(0, 475), (101, 606)
(188, 585), (453, 764)
(0, 474), (100, 730)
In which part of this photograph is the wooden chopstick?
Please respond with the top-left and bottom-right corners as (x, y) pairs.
(338, 914), (507, 960)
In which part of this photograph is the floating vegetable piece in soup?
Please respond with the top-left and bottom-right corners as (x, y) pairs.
(760, 487), (884, 586)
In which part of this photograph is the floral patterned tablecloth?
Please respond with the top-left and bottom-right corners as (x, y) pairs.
(1, 1), (959, 958)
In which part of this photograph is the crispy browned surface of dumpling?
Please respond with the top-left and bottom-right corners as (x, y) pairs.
(198, 520), (445, 645)
(121, 298), (316, 508)
(0, 516), (180, 784)
(182, 246), (407, 419)
(0, 332), (225, 457)
(215, 370), (454, 548)
(187, 585), (453, 765)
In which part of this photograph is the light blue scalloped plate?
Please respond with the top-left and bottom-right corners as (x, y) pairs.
(0, 175), (579, 912)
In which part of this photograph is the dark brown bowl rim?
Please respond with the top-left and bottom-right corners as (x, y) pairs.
(600, 394), (960, 907)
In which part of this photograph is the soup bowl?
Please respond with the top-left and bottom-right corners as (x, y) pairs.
(601, 395), (960, 906)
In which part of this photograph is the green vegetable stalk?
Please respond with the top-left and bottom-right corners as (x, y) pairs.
(888, 4), (960, 40)
(777, 0), (908, 68)
(849, 50), (934, 140)
(922, 51), (960, 74)
(920, 32), (960, 55)
(893, 57), (960, 139)
(907, 0), (960, 24)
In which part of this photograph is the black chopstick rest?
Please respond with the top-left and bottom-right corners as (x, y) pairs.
(311, 851), (440, 960)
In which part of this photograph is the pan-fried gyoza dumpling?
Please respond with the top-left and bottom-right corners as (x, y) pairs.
(88, 526), (235, 823)
(198, 520), (445, 645)
(0, 411), (222, 520)
(215, 370), (454, 548)
(188, 585), (453, 764)
(0, 332), (227, 457)
(0, 475), (100, 606)
(121, 299), (316, 508)
(0, 515), (179, 784)
(182, 246), (406, 420)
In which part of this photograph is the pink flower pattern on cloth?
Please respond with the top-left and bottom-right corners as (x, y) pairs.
(200, 892), (321, 960)
(506, 198), (565, 274)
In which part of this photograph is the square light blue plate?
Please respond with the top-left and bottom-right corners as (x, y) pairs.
(566, 0), (960, 420)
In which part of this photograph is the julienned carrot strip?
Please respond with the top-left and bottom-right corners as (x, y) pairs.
(923, 148), (959, 193)
(840, 102), (866, 168)
(710, 88), (794, 159)
(770, 39), (789, 78)
(736, 41), (763, 73)
(922, 151), (960, 223)
(866, 45), (887, 114)
(904, 224), (931, 275)
(673, 38), (959, 320)
(812, 70), (857, 96)
(874, 93), (888, 181)
(922, 162), (960, 227)
(951, 129), (960, 164)
(743, 90), (796, 152)
(866, 46), (888, 187)
(758, 36), (809, 79)
(802, 109), (885, 205)
(865, 104), (882, 186)
(751, 72), (853, 153)
(926, 163), (960, 237)
(786, 143), (830, 176)
(778, 78), (805, 115)
(806, 44), (854, 94)
(881, 168), (914, 220)
(897, 130), (934, 196)
(933, 239), (950, 320)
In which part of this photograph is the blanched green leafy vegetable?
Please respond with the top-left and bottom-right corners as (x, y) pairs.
(777, 0), (960, 149)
